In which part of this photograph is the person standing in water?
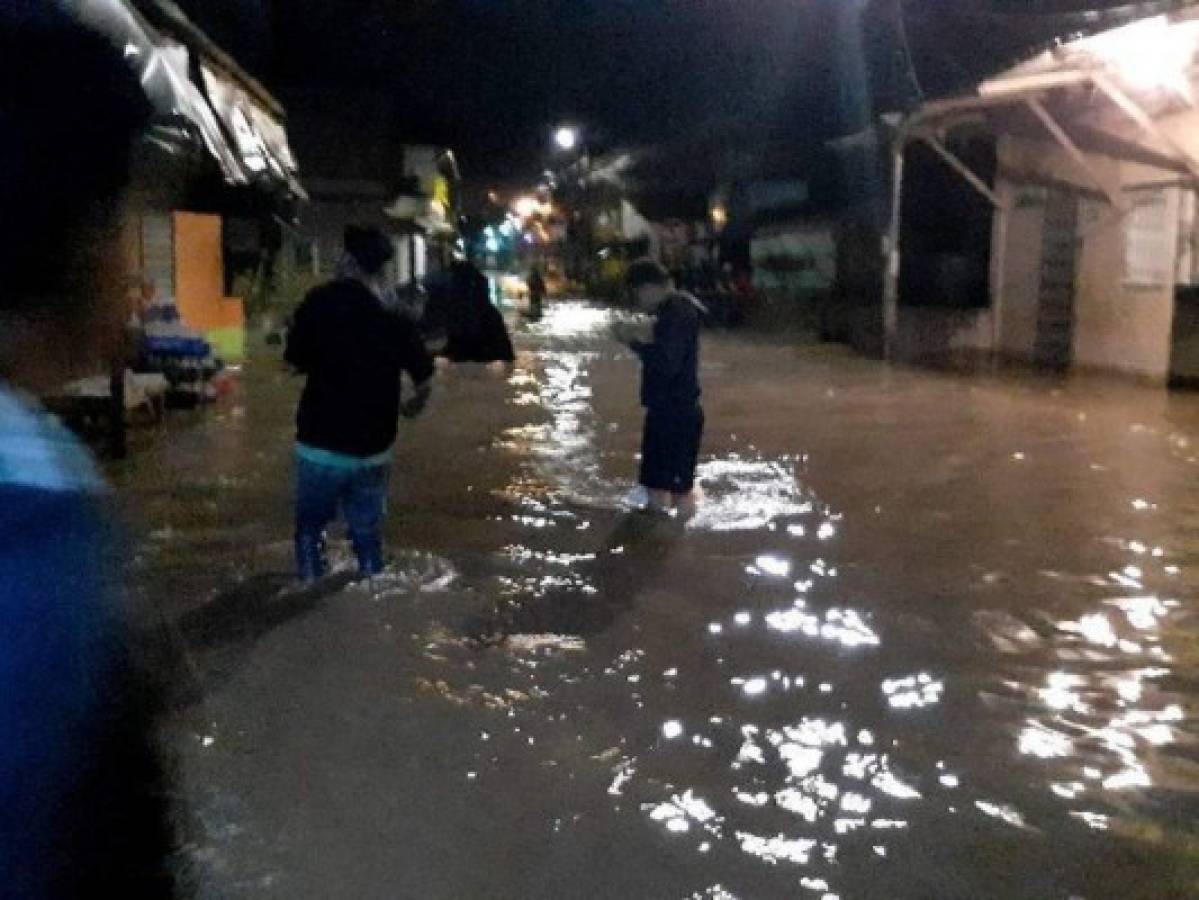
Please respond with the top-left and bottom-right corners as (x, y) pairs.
(285, 226), (434, 581)
(443, 257), (516, 363)
(618, 259), (706, 515)
(526, 264), (547, 321)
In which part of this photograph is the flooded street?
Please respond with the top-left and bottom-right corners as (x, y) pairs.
(112, 303), (1199, 899)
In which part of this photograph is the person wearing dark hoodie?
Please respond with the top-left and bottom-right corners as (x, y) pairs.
(617, 259), (706, 516)
(526, 265), (547, 321)
(444, 258), (516, 363)
(285, 226), (435, 580)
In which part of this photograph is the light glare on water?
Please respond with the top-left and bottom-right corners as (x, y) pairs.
(134, 301), (1199, 898)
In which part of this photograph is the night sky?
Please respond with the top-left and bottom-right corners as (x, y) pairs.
(175, 0), (1160, 184)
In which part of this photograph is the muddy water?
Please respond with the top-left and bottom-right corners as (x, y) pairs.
(113, 303), (1199, 898)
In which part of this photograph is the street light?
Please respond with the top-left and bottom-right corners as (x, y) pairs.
(710, 204), (729, 232)
(513, 195), (541, 219)
(554, 125), (580, 152)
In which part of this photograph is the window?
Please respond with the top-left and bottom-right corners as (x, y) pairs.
(1177, 189), (1199, 286)
(1124, 188), (1174, 286)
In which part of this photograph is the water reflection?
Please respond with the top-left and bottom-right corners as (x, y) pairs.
(686, 887), (740, 900)
(763, 603), (880, 649)
(687, 457), (816, 532)
(882, 673), (943, 710)
(431, 306), (1198, 894)
(975, 800), (1027, 830)
(137, 298), (1199, 897)
(624, 493), (1192, 895)
(496, 342), (629, 515)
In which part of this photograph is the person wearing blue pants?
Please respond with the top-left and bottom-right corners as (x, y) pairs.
(286, 226), (434, 580)
(294, 448), (392, 578)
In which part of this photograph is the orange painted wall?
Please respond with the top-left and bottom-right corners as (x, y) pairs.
(173, 212), (244, 331)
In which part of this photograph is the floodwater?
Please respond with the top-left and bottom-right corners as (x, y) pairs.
(111, 303), (1199, 899)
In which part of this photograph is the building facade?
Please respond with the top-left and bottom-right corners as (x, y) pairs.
(883, 8), (1199, 384)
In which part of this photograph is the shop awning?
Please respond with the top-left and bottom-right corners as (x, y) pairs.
(896, 7), (1199, 202)
(881, 4), (1199, 358)
(68, 0), (302, 201)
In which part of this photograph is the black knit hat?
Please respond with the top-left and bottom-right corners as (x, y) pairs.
(625, 258), (671, 290)
(344, 225), (394, 276)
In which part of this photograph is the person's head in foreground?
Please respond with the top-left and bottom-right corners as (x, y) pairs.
(339, 225), (395, 297)
(625, 257), (673, 314)
(0, 11), (149, 392)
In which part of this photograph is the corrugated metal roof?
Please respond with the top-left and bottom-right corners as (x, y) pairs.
(69, 0), (302, 199)
(877, 0), (1191, 105)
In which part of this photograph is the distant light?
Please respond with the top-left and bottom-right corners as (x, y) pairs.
(554, 125), (580, 152)
(514, 195), (541, 218)
(485, 236), (500, 253)
(711, 204), (728, 229)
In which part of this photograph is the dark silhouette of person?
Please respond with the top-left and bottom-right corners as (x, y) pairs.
(616, 259), (706, 515)
(444, 259), (515, 363)
(285, 226), (434, 580)
(527, 265), (547, 321)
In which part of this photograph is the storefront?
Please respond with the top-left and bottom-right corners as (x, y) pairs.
(81, 0), (303, 358)
(49, 0), (303, 452)
(884, 8), (1199, 383)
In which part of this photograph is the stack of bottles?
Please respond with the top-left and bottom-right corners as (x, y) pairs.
(139, 298), (224, 406)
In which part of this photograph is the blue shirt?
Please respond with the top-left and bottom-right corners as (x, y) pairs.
(296, 442), (392, 470)
(0, 385), (131, 894)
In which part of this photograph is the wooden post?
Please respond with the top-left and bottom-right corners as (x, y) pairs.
(918, 135), (1005, 209)
(1093, 72), (1199, 183)
(990, 184), (1011, 369)
(1025, 97), (1127, 210)
(883, 141), (905, 361)
(108, 357), (127, 460)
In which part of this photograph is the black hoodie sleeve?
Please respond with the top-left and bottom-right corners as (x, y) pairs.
(284, 289), (321, 373)
(397, 318), (435, 385)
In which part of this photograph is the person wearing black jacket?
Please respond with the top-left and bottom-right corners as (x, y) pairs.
(616, 259), (706, 516)
(443, 259), (516, 363)
(285, 226), (434, 580)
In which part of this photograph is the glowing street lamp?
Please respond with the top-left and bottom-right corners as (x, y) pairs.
(554, 125), (580, 152)
(710, 204), (729, 232)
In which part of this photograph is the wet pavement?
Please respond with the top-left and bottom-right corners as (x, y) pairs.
(112, 303), (1199, 899)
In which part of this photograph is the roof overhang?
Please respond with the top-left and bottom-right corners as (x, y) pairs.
(69, 0), (303, 203)
(895, 7), (1199, 208)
